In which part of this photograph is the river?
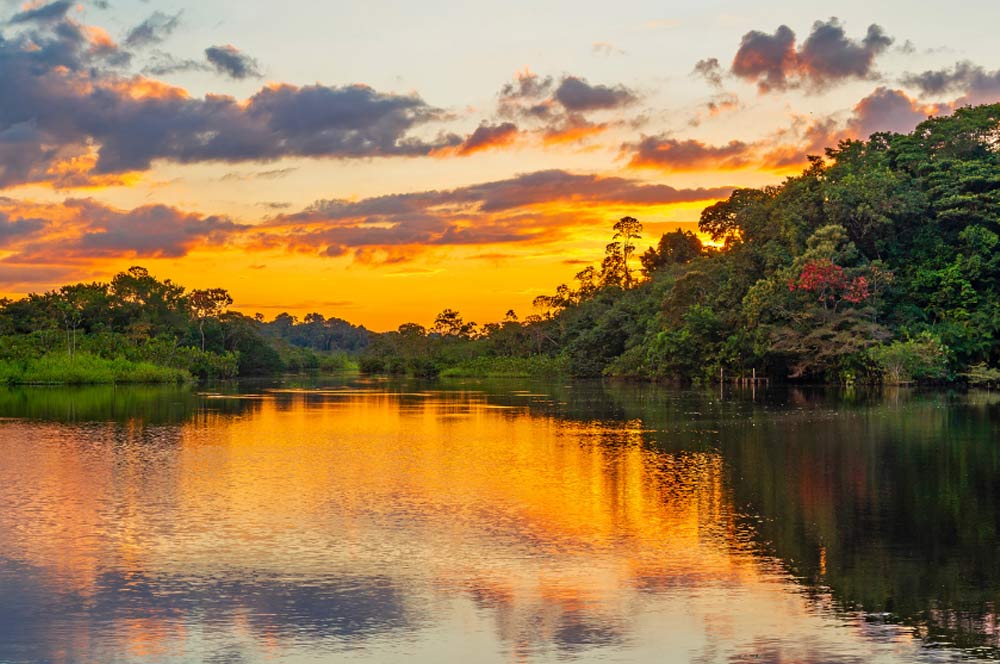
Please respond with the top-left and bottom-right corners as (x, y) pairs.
(0, 377), (997, 663)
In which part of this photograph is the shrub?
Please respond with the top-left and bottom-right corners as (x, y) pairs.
(869, 334), (950, 384)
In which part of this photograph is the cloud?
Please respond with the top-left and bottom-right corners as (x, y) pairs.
(0, 170), (734, 268)
(142, 50), (213, 76)
(254, 169), (734, 261)
(797, 20), (891, 87)
(705, 92), (739, 115)
(9, 0), (73, 24)
(553, 76), (637, 112)
(846, 87), (936, 137)
(760, 87), (942, 169)
(0, 209), (46, 246)
(902, 61), (1000, 105)
(498, 71), (637, 117)
(0, 197), (247, 265)
(731, 18), (892, 92)
(625, 85), (942, 174)
(205, 44), (262, 80)
(447, 122), (519, 156)
(124, 11), (182, 49)
(731, 24), (797, 92)
(693, 58), (724, 87)
(141, 50), (210, 76)
(495, 70), (638, 146)
(623, 136), (754, 172)
(71, 200), (245, 257)
(0, 17), (462, 187)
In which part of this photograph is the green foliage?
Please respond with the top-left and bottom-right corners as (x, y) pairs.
(430, 102), (1000, 386)
(869, 334), (950, 384)
(0, 352), (190, 385)
(0, 267), (364, 382)
(961, 363), (1000, 387)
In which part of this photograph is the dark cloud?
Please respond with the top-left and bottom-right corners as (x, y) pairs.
(70, 199), (246, 257)
(693, 58), (724, 87)
(124, 11), (181, 48)
(553, 76), (636, 112)
(499, 72), (636, 117)
(623, 136), (754, 171)
(0, 210), (46, 246)
(285, 170), (733, 221)
(846, 87), (931, 137)
(255, 169), (734, 260)
(498, 71), (554, 110)
(0, 170), (734, 267)
(0, 18), (461, 187)
(902, 61), (1000, 105)
(205, 44), (262, 79)
(731, 24), (797, 92)
(9, 0), (73, 24)
(798, 20), (891, 87)
(452, 122), (519, 155)
(495, 71), (637, 145)
(731, 18), (892, 92)
(141, 50), (210, 76)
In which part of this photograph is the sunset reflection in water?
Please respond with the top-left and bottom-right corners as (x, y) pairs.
(0, 385), (982, 663)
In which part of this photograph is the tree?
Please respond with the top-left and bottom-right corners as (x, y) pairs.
(610, 216), (642, 288)
(598, 217), (643, 289)
(189, 288), (233, 351)
(640, 229), (704, 276)
(55, 283), (107, 356)
(431, 309), (477, 338)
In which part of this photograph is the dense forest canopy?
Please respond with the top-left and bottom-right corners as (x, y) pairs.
(360, 103), (1000, 384)
(1, 103), (999, 385)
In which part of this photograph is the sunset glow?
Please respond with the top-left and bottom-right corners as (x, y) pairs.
(0, 1), (997, 329)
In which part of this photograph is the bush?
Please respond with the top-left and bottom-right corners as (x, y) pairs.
(962, 363), (1000, 387)
(869, 334), (950, 385)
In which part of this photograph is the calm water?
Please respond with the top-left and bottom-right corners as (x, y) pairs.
(1, 378), (998, 663)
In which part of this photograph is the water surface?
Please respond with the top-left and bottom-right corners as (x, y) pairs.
(1, 379), (998, 663)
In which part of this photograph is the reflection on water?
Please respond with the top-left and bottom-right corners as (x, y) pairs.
(0, 379), (998, 663)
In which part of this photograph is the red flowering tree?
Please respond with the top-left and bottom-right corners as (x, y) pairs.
(788, 259), (873, 310)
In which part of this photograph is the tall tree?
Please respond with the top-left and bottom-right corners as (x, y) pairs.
(189, 288), (233, 351)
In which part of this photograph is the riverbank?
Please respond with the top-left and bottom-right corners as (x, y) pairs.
(0, 352), (191, 385)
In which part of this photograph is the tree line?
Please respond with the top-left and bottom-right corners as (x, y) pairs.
(3, 102), (999, 385)
(0, 266), (370, 382)
(360, 103), (1000, 385)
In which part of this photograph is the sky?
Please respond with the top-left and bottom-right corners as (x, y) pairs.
(0, 0), (998, 330)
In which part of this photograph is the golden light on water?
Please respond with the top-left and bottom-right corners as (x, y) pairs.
(0, 388), (945, 661)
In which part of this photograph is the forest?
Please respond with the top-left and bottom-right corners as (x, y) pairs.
(361, 103), (1000, 385)
(1, 103), (998, 385)
(0, 266), (370, 384)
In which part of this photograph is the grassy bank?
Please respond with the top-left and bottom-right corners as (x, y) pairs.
(0, 352), (191, 385)
(439, 355), (568, 378)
